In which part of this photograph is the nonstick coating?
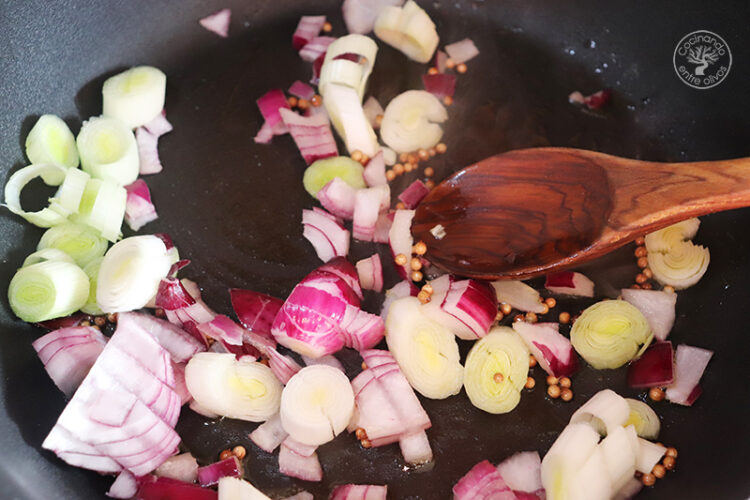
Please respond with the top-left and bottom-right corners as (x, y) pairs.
(1, 1), (749, 498)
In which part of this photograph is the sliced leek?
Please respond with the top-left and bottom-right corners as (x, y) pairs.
(81, 256), (104, 315)
(49, 168), (90, 216)
(22, 248), (75, 268)
(70, 178), (127, 242)
(649, 240), (710, 289)
(597, 425), (639, 494)
(385, 297), (463, 399)
(380, 90), (447, 154)
(463, 326), (529, 414)
(102, 66), (167, 129)
(323, 83), (379, 157)
(185, 353), (282, 422)
(25, 115), (79, 182)
(541, 423), (601, 500)
(570, 300), (652, 369)
(37, 222), (108, 268)
(3, 163), (67, 227)
(8, 260), (89, 322)
(319, 34), (378, 99)
(302, 156), (366, 198)
(280, 365), (355, 446)
(374, 1), (439, 63)
(77, 116), (139, 185)
(569, 389), (630, 436)
(644, 218), (700, 253)
(624, 399), (660, 440)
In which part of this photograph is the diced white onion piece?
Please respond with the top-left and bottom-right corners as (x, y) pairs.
(25, 115), (79, 176)
(635, 438), (666, 474)
(666, 344), (713, 405)
(186, 352), (282, 422)
(218, 477), (271, 500)
(496, 451), (543, 493)
(8, 260), (89, 323)
(444, 38), (480, 64)
(37, 222), (109, 268)
(49, 167), (90, 216)
(320, 35), (378, 98)
(598, 425), (639, 493)
(492, 280), (546, 313)
(374, 1), (439, 63)
(77, 116), (139, 186)
(342, 0), (405, 35)
(81, 256), (104, 316)
(323, 83), (379, 157)
(388, 209), (415, 278)
(385, 297), (463, 399)
(70, 178), (127, 242)
(649, 240), (709, 290)
(96, 235), (173, 312)
(570, 389), (630, 436)
(380, 90), (447, 153)
(280, 365), (355, 446)
(363, 96), (384, 128)
(566, 447), (612, 500)
(620, 288), (676, 341)
(3, 163), (67, 227)
(624, 399), (660, 439)
(22, 248), (74, 267)
(644, 218), (700, 253)
(102, 66), (167, 129)
(541, 423), (601, 500)
(199, 8), (231, 38)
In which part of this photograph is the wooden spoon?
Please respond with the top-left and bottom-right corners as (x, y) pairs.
(412, 147), (750, 280)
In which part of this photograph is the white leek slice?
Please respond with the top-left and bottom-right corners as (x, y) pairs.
(319, 34), (378, 99)
(541, 423), (601, 500)
(624, 399), (660, 440)
(644, 218), (700, 253)
(649, 240), (709, 290)
(380, 90), (447, 154)
(49, 168), (91, 216)
(8, 260), (89, 322)
(22, 248), (75, 268)
(569, 389), (629, 436)
(70, 178), (127, 242)
(81, 256), (104, 315)
(463, 326), (529, 414)
(186, 353), (282, 422)
(570, 300), (652, 369)
(96, 235), (172, 312)
(37, 222), (109, 268)
(385, 296), (463, 399)
(102, 66), (167, 129)
(374, 1), (439, 63)
(77, 116), (139, 186)
(323, 83), (379, 157)
(218, 477), (271, 500)
(566, 447), (612, 500)
(598, 425), (638, 493)
(3, 163), (67, 227)
(25, 115), (79, 181)
(280, 365), (354, 446)
(635, 438), (666, 474)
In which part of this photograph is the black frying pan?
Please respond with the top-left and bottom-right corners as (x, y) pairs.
(1, 0), (749, 498)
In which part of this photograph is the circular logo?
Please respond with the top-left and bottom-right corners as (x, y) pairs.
(673, 30), (732, 89)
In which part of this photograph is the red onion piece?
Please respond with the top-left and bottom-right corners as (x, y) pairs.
(453, 460), (515, 500)
(254, 121), (275, 144)
(363, 151), (387, 187)
(627, 341), (674, 388)
(422, 73), (457, 99)
(513, 491), (545, 500)
(356, 254), (383, 292)
(257, 89), (291, 131)
(293, 15), (326, 50)
(435, 277), (498, 340)
(284, 492), (314, 500)
(318, 177), (358, 220)
(288, 80), (316, 100)
(621, 288), (676, 341)
(279, 108), (338, 164)
(544, 271), (595, 297)
(496, 451), (542, 494)
(107, 471), (137, 499)
(279, 441), (322, 482)
(156, 278), (196, 310)
(302, 354), (345, 372)
(311, 53), (326, 85)
(399, 430), (433, 466)
(249, 413), (288, 453)
(143, 110), (173, 137)
(154, 453), (199, 483)
(135, 127), (163, 175)
(197, 456), (242, 487)
(199, 8), (231, 38)
(283, 437), (318, 457)
(353, 186), (390, 241)
(229, 288), (283, 338)
(435, 50), (448, 73)
(171, 361), (192, 405)
(584, 89), (612, 109)
(330, 484), (388, 500)
(513, 322), (578, 377)
(302, 208), (350, 261)
(198, 314), (244, 346)
(445, 38), (480, 64)
(299, 36), (336, 63)
(32, 326), (107, 397)
(342, 0), (404, 34)
(317, 257), (363, 301)
(118, 312), (204, 363)
(124, 179), (158, 231)
(340, 307), (385, 351)
(138, 477), (218, 500)
(363, 97), (384, 129)
(373, 212), (393, 244)
(397, 180), (430, 209)
(388, 209), (415, 279)
(36, 312), (93, 330)
(267, 347), (302, 384)
(666, 344), (713, 406)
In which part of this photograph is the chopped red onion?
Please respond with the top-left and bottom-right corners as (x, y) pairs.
(621, 288), (676, 341)
(373, 212), (393, 244)
(288, 80), (316, 100)
(171, 361), (192, 405)
(398, 180), (430, 209)
(445, 38), (480, 64)
(302, 208), (350, 261)
(32, 326), (107, 397)
(254, 121), (275, 144)
(453, 460), (515, 500)
(363, 96), (384, 129)
(433, 276), (497, 340)
(278, 441), (322, 482)
(299, 36), (336, 63)
(267, 347), (302, 384)
(380, 281), (418, 319)
(138, 477), (218, 500)
(584, 89), (612, 109)
(318, 177), (358, 220)
(342, 0), (404, 34)
(118, 312), (204, 362)
(284, 492), (314, 500)
(388, 209), (415, 279)
(422, 73), (457, 99)
(627, 341), (674, 388)
(136, 127), (163, 175)
(107, 471), (137, 499)
(199, 8), (231, 38)
(197, 456), (242, 487)
(36, 312), (93, 330)
(311, 53), (326, 85)
(317, 257), (363, 301)
(330, 484), (388, 500)
(279, 108), (338, 164)
(399, 430), (433, 465)
(155, 453), (199, 483)
(249, 413), (288, 453)
(143, 110), (173, 137)
(340, 307), (385, 351)
(197, 314), (244, 346)
(282, 436), (318, 457)
(363, 150), (387, 187)
(257, 89), (291, 131)
(356, 254), (383, 292)
(302, 354), (345, 372)
(513, 491), (545, 500)
(666, 344), (713, 406)
(293, 15), (326, 50)
(156, 278), (196, 310)
(435, 50), (448, 73)
(124, 179), (158, 231)
(353, 186), (390, 241)
(513, 321), (578, 377)
(229, 288), (283, 339)
(496, 451), (542, 493)
(545, 271), (595, 297)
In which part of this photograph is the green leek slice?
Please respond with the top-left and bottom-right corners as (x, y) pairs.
(77, 116), (139, 186)
(8, 260), (89, 322)
(102, 66), (167, 129)
(25, 115), (79, 183)
(3, 164), (67, 227)
(37, 222), (109, 268)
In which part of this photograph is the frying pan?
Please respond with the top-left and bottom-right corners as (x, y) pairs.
(1, 0), (749, 498)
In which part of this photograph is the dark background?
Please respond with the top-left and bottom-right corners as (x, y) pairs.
(0, 0), (748, 498)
